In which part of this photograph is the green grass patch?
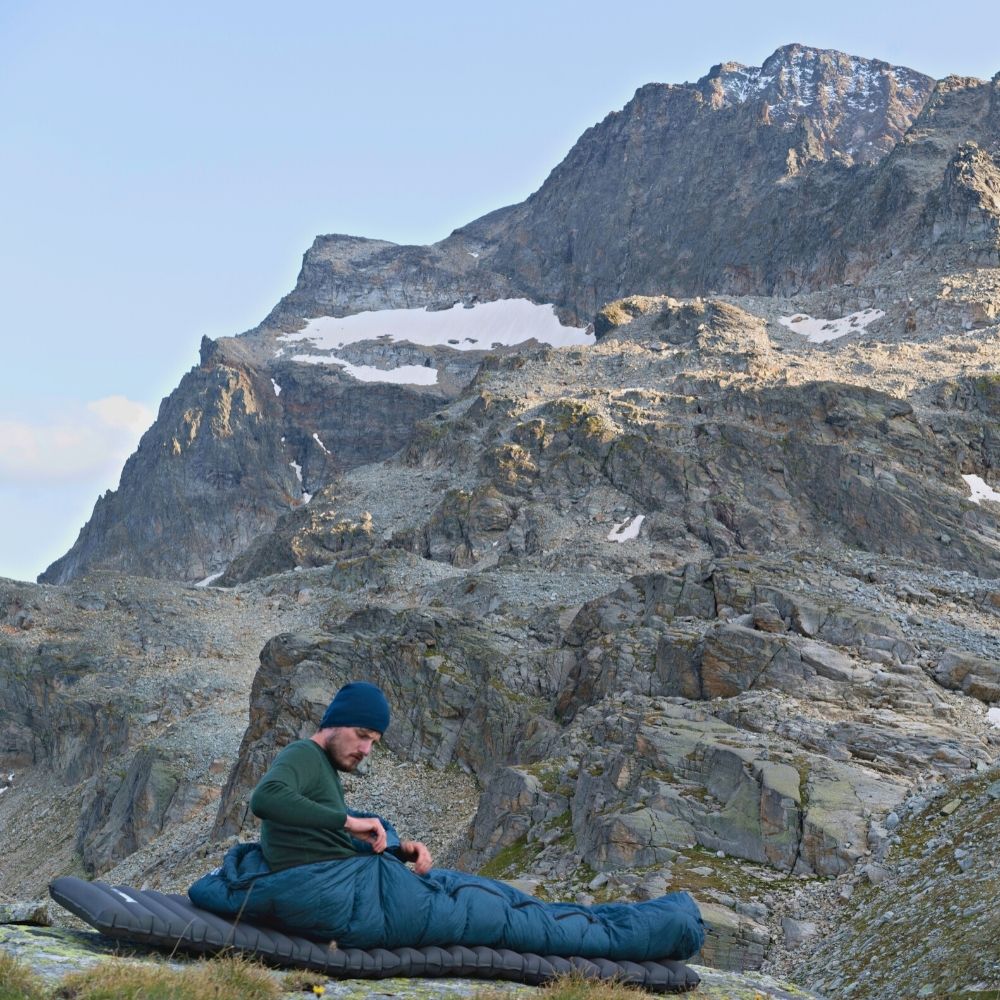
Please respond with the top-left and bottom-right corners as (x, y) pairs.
(523, 761), (572, 796)
(669, 845), (791, 898)
(478, 834), (542, 879)
(0, 950), (48, 1000)
(834, 768), (1000, 999)
(547, 810), (572, 834)
(53, 955), (279, 1000)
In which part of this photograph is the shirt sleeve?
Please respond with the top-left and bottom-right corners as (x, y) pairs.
(249, 747), (348, 830)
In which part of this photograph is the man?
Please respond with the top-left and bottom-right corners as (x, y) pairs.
(191, 677), (704, 963)
(249, 680), (432, 875)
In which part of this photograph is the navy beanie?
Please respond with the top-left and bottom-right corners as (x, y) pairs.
(320, 682), (391, 733)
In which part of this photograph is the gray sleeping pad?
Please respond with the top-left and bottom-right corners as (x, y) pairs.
(49, 877), (700, 993)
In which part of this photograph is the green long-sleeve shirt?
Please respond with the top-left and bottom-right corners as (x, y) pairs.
(250, 739), (357, 871)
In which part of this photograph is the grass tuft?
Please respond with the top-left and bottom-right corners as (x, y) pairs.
(0, 950), (48, 1000)
(282, 968), (328, 992)
(53, 954), (279, 1000)
(477, 972), (658, 1000)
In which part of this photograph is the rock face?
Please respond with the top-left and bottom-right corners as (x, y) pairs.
(260, 232), (521, 330)
(41, 352), (292, 584)
(40, 339), (455, 584)
(0, 572), (323, 885)
(75, 747), (197, 874)
(211, 611), (545, 837)
(199, 284), (1000, 984)
(0, 630), (133, 785)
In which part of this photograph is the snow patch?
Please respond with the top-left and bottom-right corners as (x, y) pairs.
(722, 67), (775, 103)
(280, 299), (592, 354)
(988, 707), (1000, 727)
(607, 514), (645, 543)
(312, 432), (330, 454)
(779, 308), (884, 343)
(719, 52), (925, 129)
(271, 379), (282, 397)
(291, 354), (440, 385)
(289, 460), (311, 502)
(962, 474), (1000, 505)
(195, 572), (224, 588)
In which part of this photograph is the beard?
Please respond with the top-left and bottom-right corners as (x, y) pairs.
(322, 733), (364, 772)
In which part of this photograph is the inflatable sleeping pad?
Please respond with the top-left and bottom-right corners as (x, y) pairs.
(49, 875), (702, 993)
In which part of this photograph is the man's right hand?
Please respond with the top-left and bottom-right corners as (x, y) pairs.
(400, 840), (433, 875)
(344, 814), (387, 853)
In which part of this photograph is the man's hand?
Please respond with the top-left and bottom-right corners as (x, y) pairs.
(344, 815), (387, 853)
(401, 840), (433, 875)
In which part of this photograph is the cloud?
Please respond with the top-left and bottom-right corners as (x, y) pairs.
(0, 395), (154, 486)
(86, 394), (153, 433)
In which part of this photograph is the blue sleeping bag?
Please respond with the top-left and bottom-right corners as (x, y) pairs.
(189, 840), (704, 962)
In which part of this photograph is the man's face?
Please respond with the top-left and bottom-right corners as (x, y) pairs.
(322, 726), (381, 772)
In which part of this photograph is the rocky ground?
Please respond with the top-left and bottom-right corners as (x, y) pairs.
(0, 570), (351, 896)
(775, 768), (1000, 998)
(0, 921), (823, 1000)
(4, 270), (1000, 999)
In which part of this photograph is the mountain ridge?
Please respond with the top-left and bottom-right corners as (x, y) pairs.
(42, 43), (1000, 585)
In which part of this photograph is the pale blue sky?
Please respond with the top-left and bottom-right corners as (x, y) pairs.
(2, 1), (998, 582)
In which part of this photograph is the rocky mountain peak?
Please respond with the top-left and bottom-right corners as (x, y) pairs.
(701, 43), (935, 163)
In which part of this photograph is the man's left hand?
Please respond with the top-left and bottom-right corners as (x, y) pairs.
(344, 814), (387, 853)
(401, 840), (433, 875)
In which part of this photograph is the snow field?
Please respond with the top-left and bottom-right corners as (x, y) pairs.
(607, 514), (645, 543)
(779, 308), (884, 343)
(277, 299), (592, 385)
(962, 474), (1000, 505)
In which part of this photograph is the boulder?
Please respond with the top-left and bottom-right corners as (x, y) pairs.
(694, 624), (872, 700)
(0, 902), (50, 927)
(751, 602), (787, 632)
(540, 698), (909, 877)
(934, 649), (1000, 703)
(695, 900), (771, 971)
(77, 748), (216, 876)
